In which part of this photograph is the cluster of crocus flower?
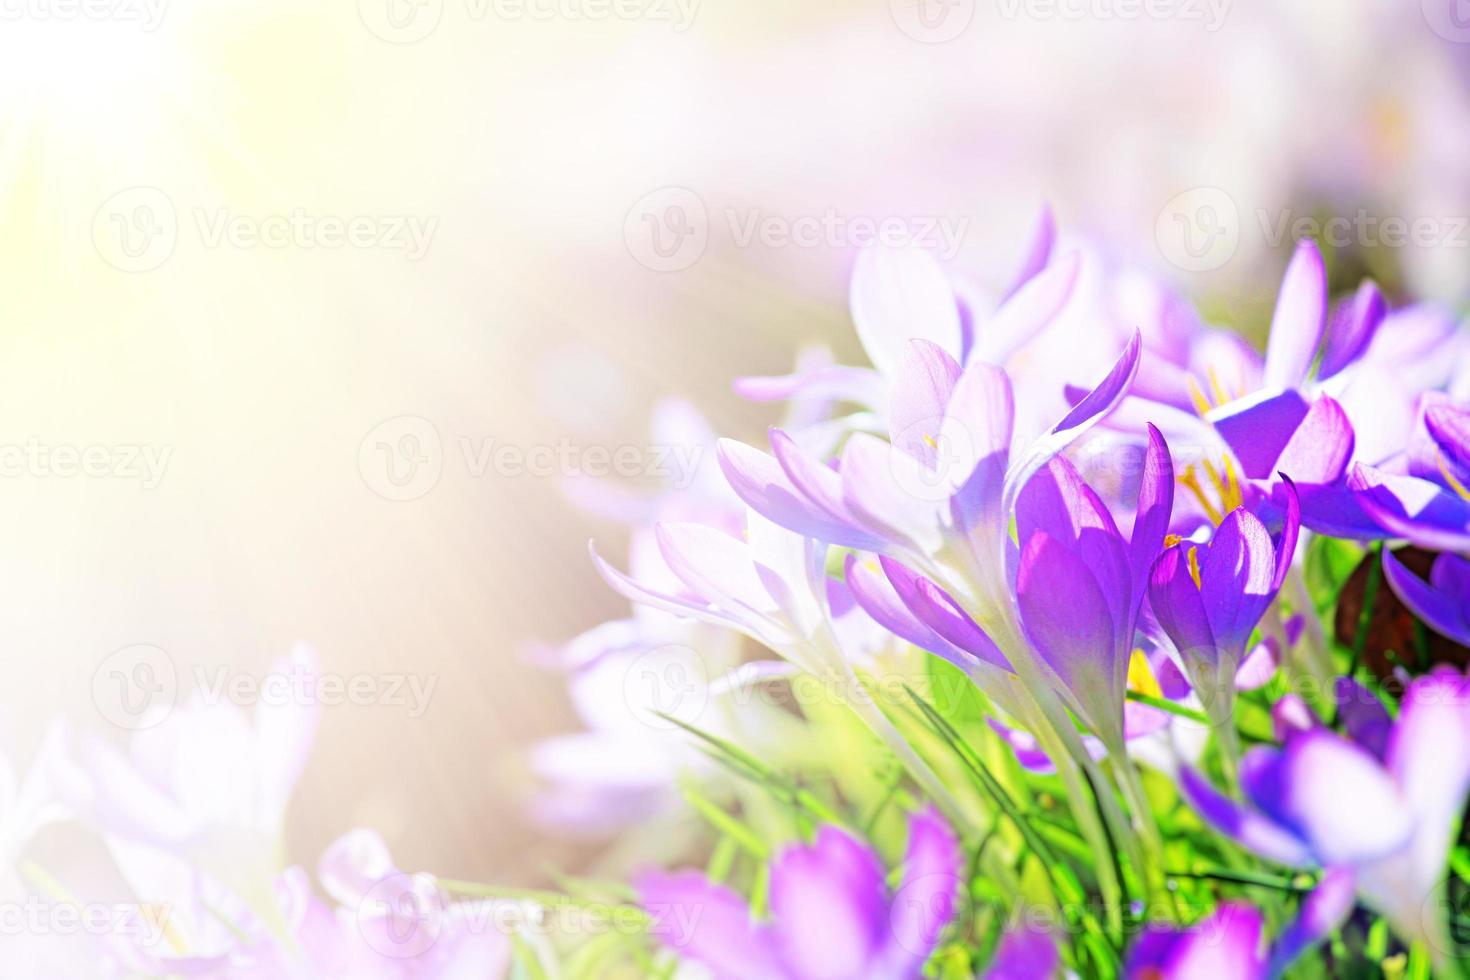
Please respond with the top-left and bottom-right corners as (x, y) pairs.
(6, 214), (1470, 978)
(569, 216), (1470, 978)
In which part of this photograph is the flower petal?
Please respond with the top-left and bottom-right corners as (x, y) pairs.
(1385, 670), (1470, 891)
(1016, 532), (1125, 737)
(977, 250), (1079, 364)
(638, 871), (784, 980)
(1350, 464), (1470, 553)
(1131, 424), (1176, 607)
(850, 244), (963, 377)
(889, 340), (963, 467)
(1003, 331), (1141, 516)
(1248, 730), (1413, 866)
(845, 554), (986, 671)
(998, 204), (1056, 304)
(1148, 544), (1218, 667)
(1382, 549), (1470, 646)
(879, 557), (1009, 670)
(769, 826), (887, 978)
(1178, 766), (1312, 867)
(1425, 401), (1470, 475)
(1274, 396), (1355, 486)
(1263, 239), (1328, 389)
(1208, 387), (1310, 481)
(883, 807), (964, 973)
(717, 438), (884, 551)
(1318, 280), (1386, 380)
(1268, 868), (1357, 978)
(1198, 508), (1278, 660)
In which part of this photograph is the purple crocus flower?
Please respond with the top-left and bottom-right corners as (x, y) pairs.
(1349, 399), (1470, 551)
(1381, 549), (1470, 646)
(981, 926), (1058, 979)
(1180, 669), (1470, 958)
(1010, 423), (1173, 751)
(1125, 903), (1266, 980)
(1146, 483), (1301, 728)
(638, 807), (962, 980)
(1123, 883), (1357, 980)
(736, 215), (1078, 420)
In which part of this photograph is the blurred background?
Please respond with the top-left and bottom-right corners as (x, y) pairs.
(1, 0), (1467, 885)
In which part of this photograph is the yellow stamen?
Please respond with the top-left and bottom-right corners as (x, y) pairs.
(1201, 456), (1244, 515)
(922, 433), (938, 451)
(1207, 365), (1232, 406)
(1127, 649), (1163, 699)
(1438, 452), (1470, 503)
(1187, 546), (1203, 589)
(1164, 533), (1184, 548)
(1186, 376), (1213, 417)
(1178, 465), (1224, 525)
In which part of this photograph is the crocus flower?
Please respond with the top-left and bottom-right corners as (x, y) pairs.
(1125, 903), (1266, 980)
(736, 224), (1079, 428)
(638, 807), (962, 980)
(1147, 483), (1300, 728)
(1349, 399), (1470, 552)
(1122, 886), (1355, 980)
(1010, 423), (1173, 751)
(981, 926), (1058, 979)
(65, 646), (319, 939)
(1381, 549), (1470, 646)
(1180, 669), (1470, 959)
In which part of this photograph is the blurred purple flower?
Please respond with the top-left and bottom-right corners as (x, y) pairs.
(638, 807), (962, 980)
(1181, 668), (1470, 956)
